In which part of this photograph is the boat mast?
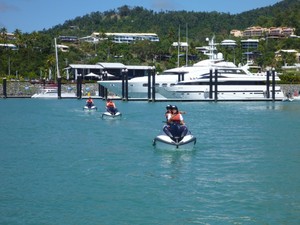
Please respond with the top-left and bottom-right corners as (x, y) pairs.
(177, 25), (180, 67)
(54, 38), (61, 80)
(186, 23), (188, 67)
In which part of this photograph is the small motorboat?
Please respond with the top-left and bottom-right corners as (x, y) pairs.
(83, 105), (97, 111)
(282, 97), (294, 102)
(31, 87), (76, 98)
(153, 123), (196, 150)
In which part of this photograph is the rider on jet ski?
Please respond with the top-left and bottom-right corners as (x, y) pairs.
(164, 105), (188, 141)
(106, 98), (118, 115)
(165, 104), (186, 123)
(167, 105), (185, 125)
(86, 97), (94, 108)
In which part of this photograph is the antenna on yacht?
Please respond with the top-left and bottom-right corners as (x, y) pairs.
(205, 35), (217, 60)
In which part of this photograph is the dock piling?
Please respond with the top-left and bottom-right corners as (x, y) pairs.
(214, 69), (218, 102)
(266, 70), (270, 99)
(272, 69), (276, 101)
(3, 78), (7, 98)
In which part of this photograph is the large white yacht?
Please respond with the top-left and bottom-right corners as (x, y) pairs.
(156, 69), (285, 100)
(98, 38), (248, 99)
(97, 37), (283, 100)
(98, 59), (263, 100)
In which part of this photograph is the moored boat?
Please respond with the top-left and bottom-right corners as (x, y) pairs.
(282, 90), (300, 102)
(97, 37), (251, 100)
(31, 87), (76, 99)
(156, 74), (285, 101)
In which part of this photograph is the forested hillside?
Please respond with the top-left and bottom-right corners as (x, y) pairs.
(1, 0), (300, 81)
(48, 0), (300, 41)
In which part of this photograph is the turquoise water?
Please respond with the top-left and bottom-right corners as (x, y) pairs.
(1, 99), (300, 225)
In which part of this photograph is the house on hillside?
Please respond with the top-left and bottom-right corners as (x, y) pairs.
(79, 32), (159, 44)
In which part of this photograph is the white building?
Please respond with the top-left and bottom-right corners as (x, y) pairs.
(56, 44), (69, 52)
(220, 40), (237, 48)
(81, 32), (159, 44)
(241, 39), (259, 49)
(0, 43), (18, 50)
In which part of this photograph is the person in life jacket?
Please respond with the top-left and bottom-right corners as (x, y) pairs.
(167, 105), (185, 125)
(106, 98), (118, 115)
(165, 104), (186, 122)
(165, 104), (172, 121)
(86, 97), (94, 108)
(164, 105), (188, 140)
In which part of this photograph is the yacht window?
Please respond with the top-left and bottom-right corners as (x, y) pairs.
(162, 83), (168, 87)
(170, 83), (176, 86)
(142, 83), (148, 87)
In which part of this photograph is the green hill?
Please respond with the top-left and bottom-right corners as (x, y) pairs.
(47, 0), (300, 41)
(1, 0), (300, 80)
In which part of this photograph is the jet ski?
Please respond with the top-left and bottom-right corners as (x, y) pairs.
(83, 105), (97, 111)
(153, 123), (196, 150)
(102, 108), (122, 118)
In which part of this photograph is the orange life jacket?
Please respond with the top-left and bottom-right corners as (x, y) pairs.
(170, 113), (181, 123)
(106, 102), (115, 107)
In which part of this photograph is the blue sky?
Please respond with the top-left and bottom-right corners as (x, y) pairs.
(0, 0), (281, 33)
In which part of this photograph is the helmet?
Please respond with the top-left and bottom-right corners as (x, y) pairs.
(171, 105), (178, 110)
(166, 104), (171, 109)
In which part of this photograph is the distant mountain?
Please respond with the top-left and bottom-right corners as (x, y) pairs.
(45, 0), (300, 42)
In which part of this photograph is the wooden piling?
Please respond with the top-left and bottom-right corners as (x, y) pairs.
(3, 78), (7, 98)
(214, 69), (218, 102)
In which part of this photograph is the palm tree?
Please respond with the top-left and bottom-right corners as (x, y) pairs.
(0, 27), (8, 43)
(13, 29), (23, 49)
(46, 55), (56, 81)
(0, 27), (10, 76)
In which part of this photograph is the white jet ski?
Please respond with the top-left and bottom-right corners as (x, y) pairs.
(153, 123), (196, 150)
(102, 109), (122, 118)
(83, 105), (97, 111)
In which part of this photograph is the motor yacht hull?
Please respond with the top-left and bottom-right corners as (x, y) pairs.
(156, 80), (285, 101)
